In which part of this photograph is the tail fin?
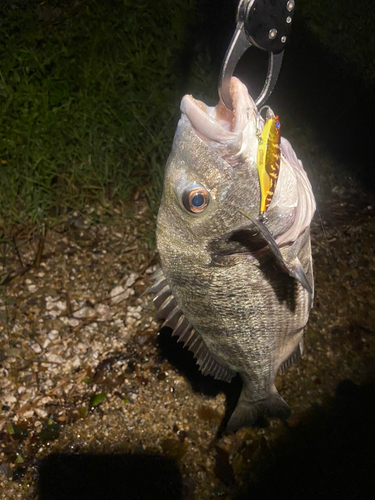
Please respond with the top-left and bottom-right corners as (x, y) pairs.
(227, 390), (291, 433)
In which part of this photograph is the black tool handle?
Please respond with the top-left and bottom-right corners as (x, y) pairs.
(239, 0), (295, 53)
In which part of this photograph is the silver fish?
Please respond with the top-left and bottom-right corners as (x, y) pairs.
(149, 77), (316, 433)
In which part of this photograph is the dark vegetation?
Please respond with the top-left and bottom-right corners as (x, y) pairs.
(0, 0), (374, 228)
(0, 0), (193, 225)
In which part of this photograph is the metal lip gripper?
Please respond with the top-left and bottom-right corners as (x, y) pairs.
(219, 0), (295, 110)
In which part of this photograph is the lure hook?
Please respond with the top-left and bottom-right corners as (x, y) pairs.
(256, 105), (276, 133)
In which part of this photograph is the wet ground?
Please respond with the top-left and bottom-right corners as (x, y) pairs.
(0, 135), (375, 500)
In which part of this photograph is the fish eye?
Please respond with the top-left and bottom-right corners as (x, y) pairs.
(182, 185), (209, 214)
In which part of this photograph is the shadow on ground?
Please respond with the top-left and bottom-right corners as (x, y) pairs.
(158, 327), (375, 499)
(235, 378), (375, 500)
(157, 327), (244, 435)
(38, 453), (183, 500)
(36, 376), (375, 500)
(157, 326), (235, 398)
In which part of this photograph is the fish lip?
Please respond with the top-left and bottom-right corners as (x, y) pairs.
(180, 77), (256, 145)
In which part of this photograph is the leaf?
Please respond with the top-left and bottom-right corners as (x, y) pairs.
(7, 423), (27, 437)
(89, 392), (107, 408)
(78, 407), (87, 418)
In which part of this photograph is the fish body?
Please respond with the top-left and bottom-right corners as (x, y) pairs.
(151, 78), (315, 432)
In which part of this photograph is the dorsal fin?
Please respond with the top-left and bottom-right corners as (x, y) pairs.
(162, 305), (183, 329)
(147, 267), (235, 383)
(153, 285), (172, 309)
(155, 295), (176, 319)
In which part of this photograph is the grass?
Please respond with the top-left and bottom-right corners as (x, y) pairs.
(298, 0), (375, 85)
(1, 0), (373, 231)
(0, 0), (193, 226)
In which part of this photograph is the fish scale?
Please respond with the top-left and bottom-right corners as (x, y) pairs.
(151, 77), (315, 432)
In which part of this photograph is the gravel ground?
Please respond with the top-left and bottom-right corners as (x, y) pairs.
(1, 152), (375, 499)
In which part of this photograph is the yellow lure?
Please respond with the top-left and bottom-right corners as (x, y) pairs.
(256, 115), (281, 214)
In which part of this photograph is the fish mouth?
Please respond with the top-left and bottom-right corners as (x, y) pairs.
(180, 77), (256, 149)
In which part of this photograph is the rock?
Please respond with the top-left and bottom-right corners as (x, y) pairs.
(95, 303), (112, 320)
(126, 316), (136, 327)
(35, 408), (48, 419)
(45, 353), (64, 364)
(125, 272), (138, 288)
(73, 307), (96, 319)
(2, 394), (17, 404)
(48, 330), (59, 341)
(31, 343), (42, 354)
(45, 297), (58, 311)
(55, 301), (66, 311)
(69, 318), (80, 327)
(43, 339), (51, 349)
(72, 356), (81, 368)
(110, 285), (131, 304)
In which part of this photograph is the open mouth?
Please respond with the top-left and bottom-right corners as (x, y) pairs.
(180, 77), (256, 147)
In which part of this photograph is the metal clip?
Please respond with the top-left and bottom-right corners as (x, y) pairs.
(219, 0), (295, 110)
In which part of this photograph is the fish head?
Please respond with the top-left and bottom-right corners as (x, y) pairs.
(157, 77), (315, 262)
(157, 78), (262, 259)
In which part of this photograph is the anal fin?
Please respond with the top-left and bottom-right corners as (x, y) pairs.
(278, 340), (304, 374)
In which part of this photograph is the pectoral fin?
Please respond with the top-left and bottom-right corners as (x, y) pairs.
(239, 211), (313, 295)
(286, 256), (313, 296)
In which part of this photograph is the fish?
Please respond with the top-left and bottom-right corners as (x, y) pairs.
(149, 77), (316, 433)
